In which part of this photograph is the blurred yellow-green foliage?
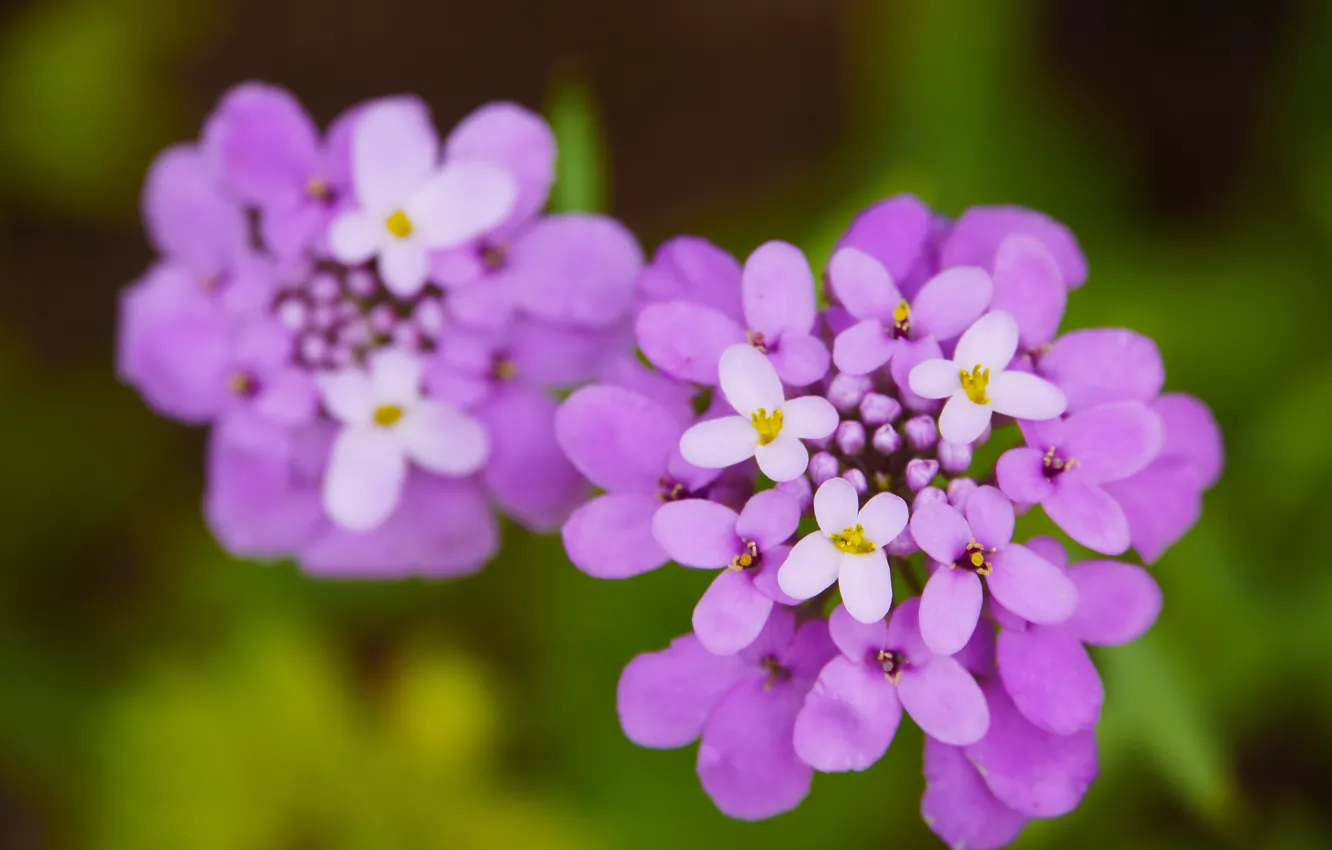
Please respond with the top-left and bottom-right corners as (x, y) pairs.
(3, 1), (1332, 848)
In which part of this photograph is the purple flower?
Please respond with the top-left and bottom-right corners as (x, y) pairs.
(328, 100), (518, 297)
(832, 194), (939, 298)
(995, 536), (1162, 735)
(318, 349), (489, 531)
(828, 246), (991, 376)
(679, 344), (838, 482)
(777, 477), (908, 623)
(793, 599), (989, 773)
(939, 204), (1088, 288)
(635, 235), (744, 320)
(637, 241), (831, 387)
(921, 737), (1027, 850)
(995, 401), (1164, 555)
(556, 385), (718, 578)
(1035, 327), (1164, 414)
(652, 489), (802, 654)
(616, 607), (837, 820)
(909, 486), (1077, 655)
(909, 311), (1067, 444)
(987, 235), (1068, 354)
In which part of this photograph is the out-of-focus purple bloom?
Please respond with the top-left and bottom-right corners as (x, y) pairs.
(778, 478), (908, 623)
(906, 458), (940, 491)
(1036, 328), (1164, 413)
(910, 486), (1077, 655)
(921, 736), (1028, 850)
(616, 608), (837, 820)
(939, 204), (1088, 288)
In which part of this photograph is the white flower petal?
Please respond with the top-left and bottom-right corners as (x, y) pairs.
(814, 476), (860, 534)
(328, 210), (382, 264)
(718, 343), (784, 416)
(754, 432), (809, 482)
(679, 415), (758, 469)
(838, 550), (893, 623)
(318, 369), (374, 426)
(778, 532), (843, 600)
(378, 239), (430, 299)
(938, 392), (993, 444)
(369, 348), (423, 405)
(352, 100), (438, 213)
(397, 400), (490, 476)
(953, 310), (1019, 371)
(780, 394), (839, 439)
(858, 492), (909, 546)
(988, 370), (1067, 420)
(323, 426), (407, 532)
(908, 358), (962, 399)
(408, 161), (518, 249)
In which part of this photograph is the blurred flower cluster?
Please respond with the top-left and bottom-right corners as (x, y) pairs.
(117, 84), (644, 576)
(558, 197), (1222, 848)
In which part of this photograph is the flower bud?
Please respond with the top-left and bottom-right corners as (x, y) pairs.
(835, 420), (866, 456)
(842, 468), (869, 495)
(912, 486), (948, 512)
(809, 451), (840, 487)
(776, 476), (812, 512)
(904, 415), (939, 451)
(871, 424), (902, 456)
(905, 458), (939, 491)
(884, 526), (918, 556)
(346, 268), (377, 297)
(369, 303), (397, 334)
(310, 272), (340, 302)
(827, 372), (873, 412)
(937, 440), (972, 474)
(947, 477), (978, 510)
(859, 392), (902, 426)
(277, 297), (307, 330)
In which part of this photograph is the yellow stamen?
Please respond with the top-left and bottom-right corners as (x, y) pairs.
(830, 524), (876, 555)
(729, 540), (760, 571)
(959, 363), (991, 405)
(892, 299), (911, 334)
(751, 408), (784, 445)
(227, 371), (254, 395)
(962, 537), (992, 576)
(481, 243), (507, 270)
(493, 358), (517, 380)
(385, 210), (414, 239)
(373, 404), (404, 427)
(746, 329), (769, 353)
(306, 176), (329, 200)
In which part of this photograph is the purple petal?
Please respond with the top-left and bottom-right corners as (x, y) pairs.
(561, 493), (668, 578)
(834, 195), (934, 289)
(202, 82), (319, 205)
(750, 546), (802, 606)
(793, 657), (902, 772)
(598, 354), (697, 427)
(348, 98), (437, 211)
(998, 624), (1102, 735)
(1066, 560), (1163, 646)
(738, 606), (799, 666)
(965, 680), (1098, 817)
(1155, 393), (1224, 489)
(509, 214), (643, 327)
(827, 247), (900, 320)
(505, 317), (632, 390)
(954, 619), (997, 677)
(940, 205), (1088, 287)
(909, 501), (972, 564)
(1064, 401), (1165, 483)
(1024, 535), (1068, 568)
(1102, 459), (1202, 563)
(636, 236), (744, 321)
(921, 738), (1027, 850)
(636, 301), (747, 384)
(697, 677), (814, 820)
(898, 655), (989, 746)
(989, 235), (1067, 349)
(476, 386), (587, 531)
(555, 385), (679, 492)
(995, 447), (1057, 504)
(833, 320), (895, 376)
(142, 146), (245, 274)
(891, 336), (945, 411)
(1039, 328), (1164, 413)
(783, 619), (840, 682)
(829, 603), (891, 661)
(617, 633), (749, 748)
(652, 498), (742, 568)
(987, 543), (1078, 624)
(1043, 476), (1132, 555)
(885, 597), (931, 663)
(964, 485), (1015, 550)
(911, 266), (993, 341)
(694, 570), (775, 655)
(736, 488), (802, 551)
(920, 567), (983, 656)
(742, 240), (818, 338)
(443, 101), (555, 233)
(768, 333), (831, 387)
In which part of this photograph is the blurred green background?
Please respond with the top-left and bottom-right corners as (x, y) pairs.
(2, 0), (1331, 847)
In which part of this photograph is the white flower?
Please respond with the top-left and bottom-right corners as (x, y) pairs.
(679, 344), (838, 482)
(777, 477), (908, 623)
(328, 101), (517, 298)
(319, 349), (489, 531)
(908, 310), (1067, 444)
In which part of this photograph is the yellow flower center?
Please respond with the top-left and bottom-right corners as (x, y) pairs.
(373, 404), (404, 427)
(729, 540), (759, 571)
(830, 524), (876, 555)
(892, 299), (912, 336)
(751, 408), (784, 445)
(492, 358), (517, 380)
(959, 537), (992, 575)
(959, 363), (991, 405)
(746, 329), (769, 353)
(876, 649), (904, 684)
(385, 210), (414, 239)
(227, 371), (255, 396)
(306, 176), (330, 200)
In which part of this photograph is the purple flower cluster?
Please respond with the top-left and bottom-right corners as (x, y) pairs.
(117, 83), (644, 576)
(559, 196), (1222, 846)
